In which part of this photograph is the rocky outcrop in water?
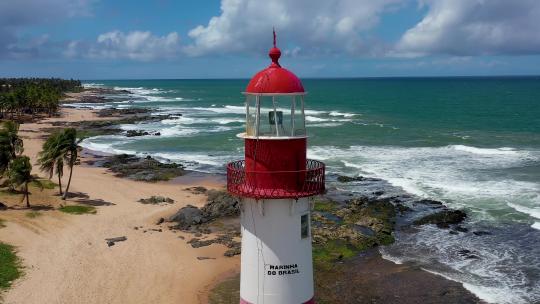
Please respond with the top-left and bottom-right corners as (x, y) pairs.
(96, 108), (151, 117)
(336, 175), (380, 183)
(102, 154), (185, 182)
(311, 197), (399, 262)
(413, 209), (467, 228)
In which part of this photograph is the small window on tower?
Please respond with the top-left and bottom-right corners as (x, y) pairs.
(301, 214), (309, 239)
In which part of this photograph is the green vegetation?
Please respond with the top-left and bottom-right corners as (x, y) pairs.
(6, 156), (43, 208)
(0, 218), (5, 228)
(38, 128), (81, 199)
(207, 274), (240, 304)
(313, 240), (360, 265)
(59, 205), (96, 215)
(25, 211), (42, 218)
(35, 179), (57, 190)
(0, 120), (24, 176)
(313, 199), (338, 212)
(0, 78), (81, 120)
(0, 242), (23, 290)
(0, 121), (43, 208)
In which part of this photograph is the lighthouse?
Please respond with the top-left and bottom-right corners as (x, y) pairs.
(227, 31), (325, 304)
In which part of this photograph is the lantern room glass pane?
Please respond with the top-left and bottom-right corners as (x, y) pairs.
(246, 95), (257, 136)
(244, 95), (306, 137)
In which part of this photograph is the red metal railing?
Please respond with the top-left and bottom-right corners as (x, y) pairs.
(227, 159), (325, 199)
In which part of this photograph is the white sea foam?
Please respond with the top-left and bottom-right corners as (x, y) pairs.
(507, 203), (540, 219)
(308, 122), (344, 128)
(213, 118), (244, 125)
(382, 224), (540, 304)
(80, 136), (134, 155)
(159, 127), (199, 137)
(329, 111), (357, 118)
(452, 145), (520, 156)
(421, 268), (527, 304)
(532, 222), (540, 230)
(309, 144), (540, 219)
(161, 116), (198, 125)
(82, 83), (105, 88)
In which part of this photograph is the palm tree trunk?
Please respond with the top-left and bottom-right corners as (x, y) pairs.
(62, 164), (73, 200)
(57, 173), (63, 195)
(25, 182), (30, 208)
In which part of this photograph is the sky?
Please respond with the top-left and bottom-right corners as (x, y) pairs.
(1, 0), (540, 79)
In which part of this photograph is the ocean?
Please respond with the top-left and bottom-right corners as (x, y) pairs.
(78, 77), (540, 304)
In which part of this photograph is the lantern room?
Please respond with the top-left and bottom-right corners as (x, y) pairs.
(241, 33), (307, 139)
(227, 30), (325, 200)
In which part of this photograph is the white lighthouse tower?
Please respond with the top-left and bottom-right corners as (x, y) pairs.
(227, 31), (325, 304)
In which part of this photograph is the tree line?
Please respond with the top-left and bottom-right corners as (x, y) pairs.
(0, 78), (82, 119)
(0, 121), (80, 207)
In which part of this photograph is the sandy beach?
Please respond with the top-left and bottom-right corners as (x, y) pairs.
(0, 105), (239, 304)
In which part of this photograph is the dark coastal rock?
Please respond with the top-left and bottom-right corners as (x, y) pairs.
(126, 130), (150, 137)
(336, 175), (379, 183)
(138, 196), (174, 205)
(472, 230), (491, 236)
(454, 226), (469, 233)
(185, 186), (208, 194)
(457, 249), (480, 259)
(102, 154), (185, 182)
(396, 203), (413, 213)
(188, 238), (215, 248)
(168, 205), (204, 229)
(105, 236), (127, 247)
(97, 108), (151, 117)
(413, 210), (467, 228)
(51, 109), (175, 139)
(201, 190), (240, 220)
(0, 202), (7, 210)
(197, 256), (215, 260)
(156, 218), (165, 225)
(79, 95), (110, 103)
(311, 197), (399, 263)
(414, 199), (445, 207)
(224, 248), (241, 257)
(167, 191), (240, 231)
(125, 129), (161, 137)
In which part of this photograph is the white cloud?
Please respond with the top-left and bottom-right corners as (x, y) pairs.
(84, 30), (181, 61)
(185, 0), (403, 56)
(395, 0), (540, 56)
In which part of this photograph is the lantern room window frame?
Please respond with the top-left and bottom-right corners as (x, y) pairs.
(242, 92), (307, 139)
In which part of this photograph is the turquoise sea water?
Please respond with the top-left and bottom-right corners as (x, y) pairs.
(78, 77), (540, 304)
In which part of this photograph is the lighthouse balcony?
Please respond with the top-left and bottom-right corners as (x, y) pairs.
(226, 159), (325, 199)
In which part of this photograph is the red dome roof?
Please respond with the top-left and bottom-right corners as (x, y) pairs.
(245, 32), (304, 94)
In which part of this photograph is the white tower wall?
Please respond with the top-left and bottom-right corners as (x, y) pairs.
(240, 197), (314, 304)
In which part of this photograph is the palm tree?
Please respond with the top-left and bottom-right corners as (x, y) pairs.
(0, 120), (24, 176)
(59, 128), (81, 200)
(7, 156), (41, 208)
(37, 131), (64, 195)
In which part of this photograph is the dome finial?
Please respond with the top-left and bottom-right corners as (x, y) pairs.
(269, 27), (281, 67)
(273, 27), (277, 48)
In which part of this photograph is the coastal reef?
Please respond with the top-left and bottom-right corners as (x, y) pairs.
(101, 154), (186, 182)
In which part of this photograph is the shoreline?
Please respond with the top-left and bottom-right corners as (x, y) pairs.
(1, 88), (484, 303)
(0, 97), (240, 303)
